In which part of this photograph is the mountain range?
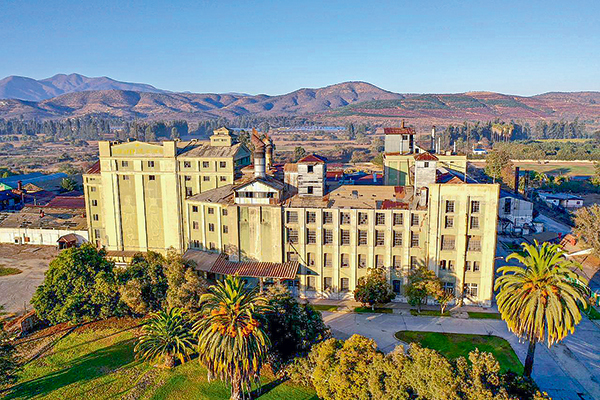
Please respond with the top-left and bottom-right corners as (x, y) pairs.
(0, 74), (599, 126)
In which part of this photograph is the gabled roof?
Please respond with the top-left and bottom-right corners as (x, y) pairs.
(297, 154), (327, 164)
(414, 152), (438, 161)
(235, 176), (284, 191)
(251, 128), (266, 150)
(86, 161), (101, 174)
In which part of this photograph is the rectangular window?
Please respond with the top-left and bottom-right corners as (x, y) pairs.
(376, 212), (385, 225)
(393, 280), (402, 294)
(122, 175), (130, 181)
(288, 228), (298, 244)
(411, 214), (419, 226)
(192, 240), (200, 248)
(323, 229), (333, 244)
(446, 200), (455, 213)
(471, 200), (481, 214)
(340, 278), (349, 292)
(375, 254), (384, 268)
(341, 230), (350, 245)
(393, 213), (403, 226)
(440, 260), (447, 270)
(358, 212), (368, 225)
(470, 216), (480, 229)
(324, 253), (332, 267)
(222, 225), (228, 234)
(287, 252), (298, 262)
(208, 223), (215, 232)
(448, 260), (454, 271)
(91, 199), (98, 207)
(504, 198), (512, 214)
(203, 161), (209, 168)
(192, 221), (199, 230)
(209, 242), (216, 250)
(184, 161), (191, 168)
(148, 161), (155, 168)
(324, 277), (333, 290)
(411, 232), (419, 248)
(307, 276), (316, 290)
(306, 211), (316, 223)
(341, 254), (349, 268)
(185, 175), (191, 181)
(287, 211), (298, 223)
(222, 209), (228, 216)
(358, 254), (367, 268)
(441, 235), (455, 251)
(90, 187), (97, 192)
(149, 175), (156, 181)
(445, 216), (454, 228)
(208, 208), (214, 214)
(307, 252), (315, 266)
(307, 229), (316, 244)
(443, 282), (454, 294)
(323, 211), (333, 224)
(465, 283), (478, 297)
(220, 176), (227, 182)
(307, 165), (314, 173)
(375, 230), (385, 246)
(94, 229), (100, 238)
(473, 261), (480, 271)
(410, 256), (418, 269)
(393, 255), (401, 269)
(220, 161), (227, 169)
(93, 214), (99, 221)
(307, 186), (314, 194)
(121, 161), (129, 167)
(393, 231), (403, 247)
(467, 236), (481, 252)
(341, 212), (351, 225)
(186, 187), (193, 197)
(192, 205), (198, 212)
(358, 230), (368, 246)
(203, 176), (210, 182)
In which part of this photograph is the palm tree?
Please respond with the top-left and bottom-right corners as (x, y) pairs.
(134, 307), (195, 368)
(495, 241), (590, 377)
(193, 276), (271, 400)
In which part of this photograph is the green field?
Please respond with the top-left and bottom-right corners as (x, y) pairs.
(310, 304), (339, 312)
(354, 307), (393, 313)
(513, 162), (595, 176)
(394, 331), (523, 374)
(6, 322), (316, 400)
(0, 266), (22, 276)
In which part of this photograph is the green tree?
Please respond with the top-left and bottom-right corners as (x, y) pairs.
(353, 267), (395, 310)
(405, 266), (438, 312)
(60, 177), (77, 192)
(573, 204), (600, 254)
(164, 249), (207, 311)
(134, 307), (195, 368)
(293, 146), (307, 162)
(193, 276), (271, 400)
(485, 150), (512, 183)
(145, 125), (157, 142)
(0, 320), (19, 386)
(118, 251), (168, 315)
(31, 244), (121, 324)
(371, 153), (384, 166)
(262, 284), (329, 371)
(495, 241), (589, 377)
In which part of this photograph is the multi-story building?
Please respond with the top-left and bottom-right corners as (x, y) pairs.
(84, 125), (499, 306)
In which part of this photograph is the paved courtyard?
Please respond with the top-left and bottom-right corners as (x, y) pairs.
(323, 311), (600, 400)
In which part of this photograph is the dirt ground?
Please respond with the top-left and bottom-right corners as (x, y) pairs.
(0, 244), (57, 315)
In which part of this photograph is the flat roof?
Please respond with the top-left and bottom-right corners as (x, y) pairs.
(0, 208), (87, 230)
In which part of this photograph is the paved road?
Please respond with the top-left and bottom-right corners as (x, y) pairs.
(323, 311), (600, 400)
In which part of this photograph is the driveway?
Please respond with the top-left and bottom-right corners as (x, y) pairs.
(0, 244), (56, 315)
(323, 311), (600, 400)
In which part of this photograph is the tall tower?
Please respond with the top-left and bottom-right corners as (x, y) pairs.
(431, 125), (436, 153)
(251, 129), (266, 178)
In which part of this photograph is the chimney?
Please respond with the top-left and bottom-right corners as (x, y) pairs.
(251, 129), (266, 179)
(431, 126), (436, 152)
(401, 119), (405, 128)
(17, 180), (22, 191)
(514, 167), (520, 194)
(265, 135), (273, 171)
(39, 209), (44, 218)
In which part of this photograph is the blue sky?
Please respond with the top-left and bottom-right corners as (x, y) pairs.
(1, 0), (598, 95)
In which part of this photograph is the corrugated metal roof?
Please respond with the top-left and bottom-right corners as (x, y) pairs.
(298, 154), (327, 164)
(414, 152), (439, 161)
(86, 161), (101, 174)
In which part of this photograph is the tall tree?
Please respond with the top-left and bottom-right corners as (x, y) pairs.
(353, 267), (395, 310)
(495, 241), (589, 377)
(0, 319), (19, 386)
(485, 150), (513, 183)
(193, 276), (271, 400)
(573, 204), (600, 254)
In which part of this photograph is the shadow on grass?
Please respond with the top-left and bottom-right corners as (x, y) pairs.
(250, 377), (287, 398)
(5, 338), (140, 399)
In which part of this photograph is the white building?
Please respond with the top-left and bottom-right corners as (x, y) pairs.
(498, 190), (534, 234)
(538, 192), (584, 210)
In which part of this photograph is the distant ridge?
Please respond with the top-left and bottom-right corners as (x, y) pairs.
(0, 74), (598, 125)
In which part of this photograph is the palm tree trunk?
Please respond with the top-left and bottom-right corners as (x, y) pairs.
(164, 354), (176, 369)
(524, 339), (536, 377)
(230, 376), (243, 400)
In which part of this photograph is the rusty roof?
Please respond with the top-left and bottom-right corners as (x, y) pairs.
(414, 152), (439, 161)
(45, 196), (86, 209)
(86, 161), (101, 174)
(297, 154), (327, 164)
(384, 127), (416, 135)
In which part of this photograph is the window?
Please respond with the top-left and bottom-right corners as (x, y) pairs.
(375, 254), (384, 268)
(91, 199), (98, 207)
(287, 252), (298, 262)
(307, 252), (315, 266)
(208, 207), (214, 214)
(375, 230), (385, 246)
(121, 161), (128, 167)
(440, 260), (447, 270)
(209, 242), (216, 250)
(148, 161), (155, 168)
(203, 176), (210, 181)
(448, 260), (454, 271)
(307, 229), (316, 244)
(288, 228), (298, 244)
(192, 240), (200, 248)
(185, 175), (191, 181)
(90, 187), (97, 192)
(222, 225), (228, 234)
(220, 161), (227, 168)
(358, 230), (368, 246)
(307, 276), (316, 290)
(411, 214), (419, 226)
(443, 282), (454, 294)
(324, 253), (332, 267)
(393, 280), (402, 294)
(149, 175), (156, 181)
(306, 211), (316, 223)
(192, 205), (198, 212)
(307, 186), (314, 194)
(341, 212), (351, 224)
(323, 229), (333, 244)
(471, 200), (481, 214)
(94, 229), (100, 238)
(376, 212), (385, 225)
(122, 175), (130, 181)
(341, 254), (349, 268)
(470, 216), (479, 229)
(184, 161), (191, 168)
(287, 211), (298, 223)
(323, 211), (333, 224)
(445, 200), (455, 213)
(358, 212), (368, 225)
(473, 261), (480, 271)
(466, 261), (471, 271)
(208, 223), (215, 232)
(424, 161), (429, 168)
(467, 236), (481, 252)
(202, 161), (209, 168)
(324, 277), (333, 290)
(341, 230), (350, 245)
(222, 209), (228, 216)
(393, 213), (403, 226)
(504, 198), (512, 214)
(340, 278), (349, 292)
(393, 231), (403, 247)
(410, 232), (419, 248)
(465, 283), (478, 297)
(393, 256), (401, 269)
(358, 254), (367, 268)
(410, 256), (418, 269)
(441, 235), (455, 250)
(220, 176), (227, 182)
(307, 165), (314, 173)
(93, 214), (99, 221)
(445, 216), (454, 228)
(186, 187), (193, 197)
(192, 221), (199, 230)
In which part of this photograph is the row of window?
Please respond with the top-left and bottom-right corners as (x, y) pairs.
(288, 228), (417, 247)
(440, 235), (482, 251)
(182, 160), (229, 169)
(439, 260), (480, 272)
(444, 215), (480, 229)
(287, 210), (420, 226)
(191, 221), (229, 234)
(445, 200), (481, 214)
(184, 175), (228, 182)
(289, 252), (422, 269)
(191, 206), (228, 215)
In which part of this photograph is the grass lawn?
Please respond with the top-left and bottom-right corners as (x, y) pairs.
(0, 266), (22, 276)
(394, 331), (523, 375)
(6, 320), (317, 400)
(512, 162), (595, 177)
(410, 310), (451, 317)
(467, 312), (503, 320)
(354, 307), (393, 314)
(310, 304), (339, 312)
(583, 305), (600, 320)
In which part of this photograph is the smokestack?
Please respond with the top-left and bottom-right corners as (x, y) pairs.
(431, 126), (436, 152)
(17, 180), (22, 191)
(514, 167), (520, 194)
(251, 129), (266, 179)
(265, 135), (273, 171)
